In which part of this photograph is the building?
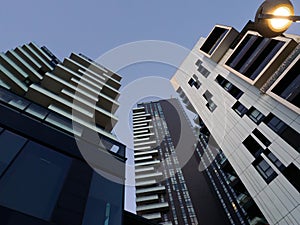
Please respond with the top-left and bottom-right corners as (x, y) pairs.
(171, 22), (300, 225)
(0, 42), (129, 225)
(132, 98), (258, 225)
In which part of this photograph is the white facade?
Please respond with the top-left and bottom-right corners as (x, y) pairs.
(171, 25), (300, 225)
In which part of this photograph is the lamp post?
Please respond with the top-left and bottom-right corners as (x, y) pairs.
(254, 0), (300, 37)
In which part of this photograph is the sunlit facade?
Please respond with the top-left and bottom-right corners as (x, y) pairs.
(171, 23), (300, 225)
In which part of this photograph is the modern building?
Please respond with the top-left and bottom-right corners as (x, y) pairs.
(132, 98), (259, 225)
(0, 42), (130, 225)
(171, 22), (300, 225)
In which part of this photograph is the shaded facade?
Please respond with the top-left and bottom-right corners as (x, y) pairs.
(0, 43), (127, 225)
(132, 98), (244, 225)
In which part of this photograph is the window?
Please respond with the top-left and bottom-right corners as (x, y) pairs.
(252, 129), (271, 147)
(0, 141), (72, 220)
(271, 59), (300, 108)
(202, 90), (217, 112)
(264, 149), (285, 172)
(206, 100), (217, 112)
(232, 101), (248, 117)
(264, 114), (287, 133)
(195, 59), (202, 67)
(200, 27), (229, 55)
(25, 103), (49, 119)
(243, 135), (264, 157)
(225, 34), (285, 80)
(202, 90), (212, 101)
(0, 130), (27, 176)
(282, 163), (300, 193)
(264, 113), (300, 153)
(197, 65), (210, 78)
(247, 107), (265, 124)
(188, 77), (201, 89)
(215, 75), (243, 99)
(253, 156), (277, 183)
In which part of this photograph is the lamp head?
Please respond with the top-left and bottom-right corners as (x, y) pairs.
(255, 0), (294, 37)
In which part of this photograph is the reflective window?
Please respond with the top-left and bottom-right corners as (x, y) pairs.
(264, 149), (285, 172)
(82, 172), (123, 225)
(247, 107), (265, 124)
(272, 59), (300, 108)
(226, 34), (284, 80)
(253, 156), (277, 183)
(264, 113), (300, 153)
(232, 101), (248, 117)
(25, 103), (49, 119)
(0, 130), (27, 176)
(0, 141), (72, 220)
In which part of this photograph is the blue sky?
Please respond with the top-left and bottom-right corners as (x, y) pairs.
(1, 0), (299, 213)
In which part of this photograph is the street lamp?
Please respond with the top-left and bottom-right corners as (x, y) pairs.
(254, 0), (300, 37)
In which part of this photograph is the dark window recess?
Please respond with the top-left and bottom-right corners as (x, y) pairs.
(243, 135), (264, 157)
(202, 90), (217, 112)
(252, 129), (271, 147)
(264, 149), (285, 172)
(282, 163), (300, 193)
(195, 59), (202, 67)
(203, 90), (213, 101)
(200, 27), (229, 55)
(188, 76), (201, 89)
(264, 113), (300, 153)
(206, 100), (217, 112)
(253, 156), (277, 184)
(197, 65), (210, 78)
(225, 34), (284, 80)
(246, 107), (265, 124)
(232, 101), (248, 117)
(215, 74), (243, 99)
(272, 59), (300, 108)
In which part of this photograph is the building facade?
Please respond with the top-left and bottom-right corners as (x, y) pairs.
(0, 43), (128, 225)
(171, 23), (300, 225)
(132, 98), (255, 225)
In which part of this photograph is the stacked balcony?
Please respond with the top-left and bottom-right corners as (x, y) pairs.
(133, 107), (168, 223)
(0, 43), (121, 135)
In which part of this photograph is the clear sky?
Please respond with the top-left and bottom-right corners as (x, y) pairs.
(1, 0), (299, 213)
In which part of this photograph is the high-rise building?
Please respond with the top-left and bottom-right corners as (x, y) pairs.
(0, 42), (132, 225)
(132, 98), (256, 225)
(171, 22), (300, 225)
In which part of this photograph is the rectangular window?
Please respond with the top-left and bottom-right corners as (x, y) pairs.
(215, 74), (243, 99)
(253, 156), (277, 183)
(203, 90), (213, 101)
(247, 107), (265, 124)
(264, 149), (285, 171)
(198, 65), (210, 78)
(0, 130), (27, 176)
(206, 100), (217, 112)
(232, 101), (248, 117)
(188, 77), (201, 89)
(243, 135), (264, 157)
(264, 113), (300, 153)
(0, 141), (72, 220)
(225, 34), (284, 80)
(200, 27), (229, 55)
(282, 163), (300, 193)
(272, 59), (300, 108)
(252, 129), (271, 147)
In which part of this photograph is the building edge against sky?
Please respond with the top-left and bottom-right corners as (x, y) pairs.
(171, 22), (300, 225)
